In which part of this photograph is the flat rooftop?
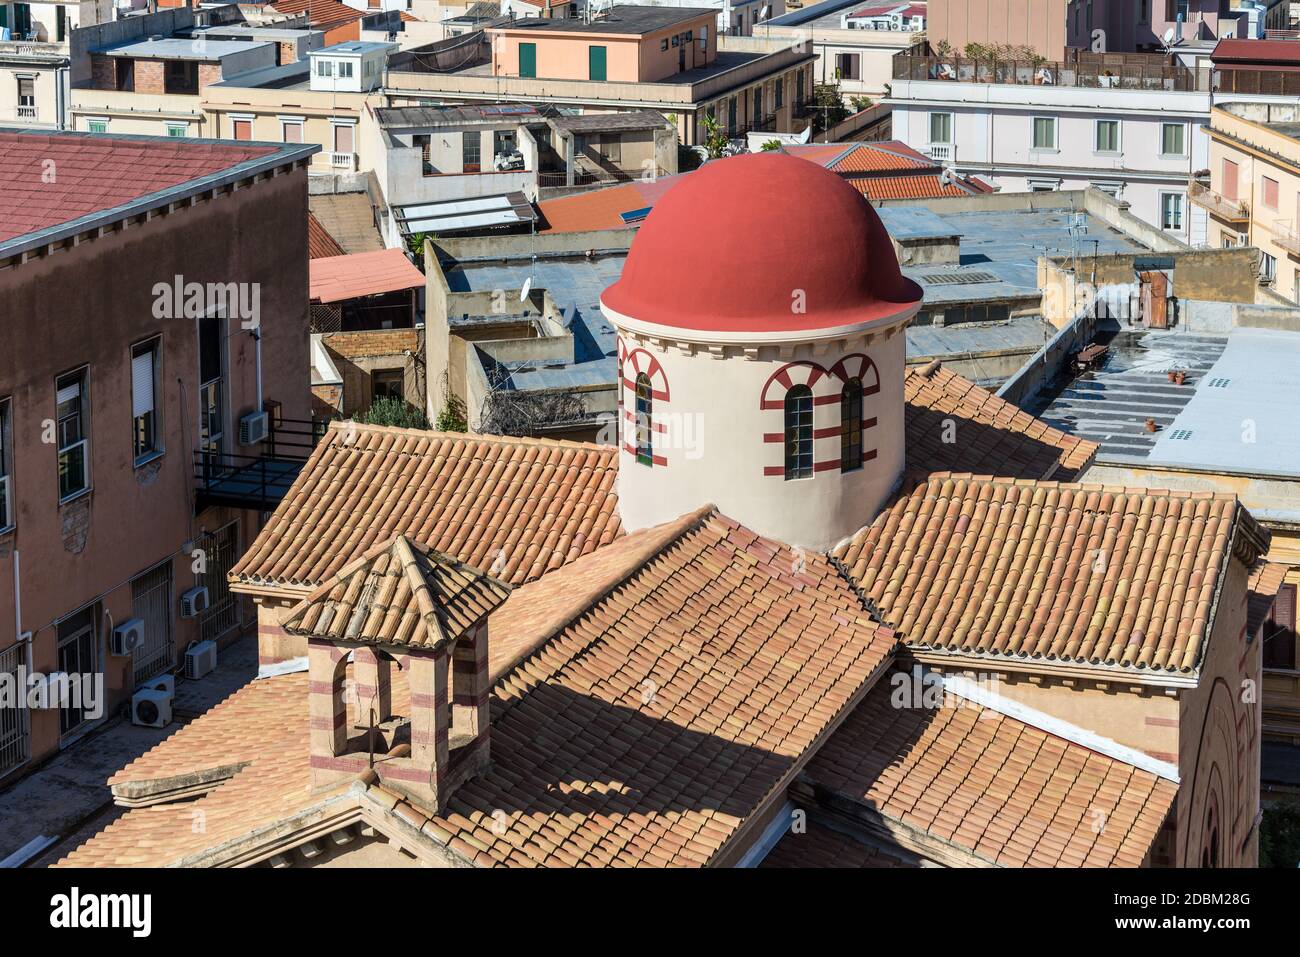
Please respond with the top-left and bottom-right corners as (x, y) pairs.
(1034, 325), (1300, 478)
(444, 253), (624, 393)
(491, 6), (716, 35)
(375, 103), (546, 129)
(879, 203), (1148, 306)
(100, 37), (272, 59)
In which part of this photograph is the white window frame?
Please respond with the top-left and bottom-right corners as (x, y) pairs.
(1261, 250), (1277, 282)
(1094, 118), (1120, 154)
(279, 116), (305, 144)
(0, 396), (12, 533)
(165, 123), (187, 137)
(929, 111), (953, 145)
(55, 367), (90, 503)
(1160, 191), (1185, 232)
(1031, 115), (1058, 152)
(85, 116), (108, 134)
(1160, 122), (1187, 158)
(131, 337), (162, 467)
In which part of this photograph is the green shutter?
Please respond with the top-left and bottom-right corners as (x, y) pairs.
(519, 42), (536, 78)
(56, 5), (66, 42)
(589, 45), (606, 82)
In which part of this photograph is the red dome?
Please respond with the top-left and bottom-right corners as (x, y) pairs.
(601, 152), (922, 335)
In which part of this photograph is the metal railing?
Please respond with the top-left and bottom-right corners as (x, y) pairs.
(1272, 222), (1300, 256)
(193, 416), (324, 513)
(892, 53), (1210, 92)
(0, 640), (30, 779)
(1188, 179), (1250, 221)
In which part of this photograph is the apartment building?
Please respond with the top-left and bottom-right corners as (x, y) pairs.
(1066, 0), (1292, 54)
(0, 0), (123, 128)
(385, 7), (817, 146)
(757, 0), (925, 98)
(68, 6), (322, 138)
(888, 50), (1215, 244)
(926, 0), (1069, 58)
(1192, 101), (1300, 299)
(0, 128), (316, 784)
(204, 41), (391, 178)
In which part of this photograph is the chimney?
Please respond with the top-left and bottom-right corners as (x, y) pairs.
(283, 536), (511, 812)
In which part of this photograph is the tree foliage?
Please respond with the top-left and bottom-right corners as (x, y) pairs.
(360, 395), (430, 431)
(1261, 800), (1300, 867)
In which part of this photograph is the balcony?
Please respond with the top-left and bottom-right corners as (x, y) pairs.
(1273, 222), (1300, 258)
(893, 51), (1212, 92)
(16, 104), (36, 120)
(926, 143), (954, 163)
(1188, 179), (1250, 222)
(192, 417), (324, 513)
(328, 151), (358, 171)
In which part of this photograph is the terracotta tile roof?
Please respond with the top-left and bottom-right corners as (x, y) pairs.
(309, 248), (425, 303)
(0, 132), (277, 246)
(66, 509), (897, 868)
(800, 672), (1177, 866)
(833, 474), (1239, 673)
(282, 535), (511, 648)
(847, 173), (983, 201)
(536, 174), (682, 233)
(308, 210), (346, 259)
(393, 509), (898, 866)
(271, 0), (364, 27)
(759, 819), (921, 867)
(905, 362), (1097, 480)
(1212, 38), (1300, 64)
(56, 672), (336, 866)
(229, 423), (622, 590)
(1247, 560), (1289, 637)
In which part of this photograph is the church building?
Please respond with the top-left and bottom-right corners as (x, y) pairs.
(58, 154), (1277, 868)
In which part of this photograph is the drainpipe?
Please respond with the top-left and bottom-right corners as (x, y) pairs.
(13, 551), (32, 671)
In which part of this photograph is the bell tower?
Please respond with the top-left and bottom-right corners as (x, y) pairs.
(283, 535), (511, 811)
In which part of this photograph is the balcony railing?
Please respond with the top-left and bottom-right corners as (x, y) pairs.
(893, 52), (1211, 92)
(1188, 179), (1250, 222)
(328, 151), (357, 171)
(193, 416), (324, 513)
(1272, 222), (1300, 257)
(538, 165), (670, 189)
(926, 143), (954, 163)
(16, 105), (37, 121)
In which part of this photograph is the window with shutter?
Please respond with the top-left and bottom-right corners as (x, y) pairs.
(55, 368), (89, 500)
(132, 339), (160, 464)
(1265, 584), (1298, 670)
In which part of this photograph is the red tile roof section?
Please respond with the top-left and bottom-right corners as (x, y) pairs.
(309, 248), (426, 302)
(0, 132), (277, 245)
(802, 672), (1178, 866)
(308, 210), (346, 258)
(229, 423), (622, 589)
(834, 474), (1239, 673)
(905, 362), (1096, 480)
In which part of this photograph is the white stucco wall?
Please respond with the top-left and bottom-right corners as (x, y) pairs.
(607, 306), (915, 552)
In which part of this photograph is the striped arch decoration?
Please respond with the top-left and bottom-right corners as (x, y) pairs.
(829, 353), (881, 394)
(758, 360), (836, 411)
(760, 354), (881, 477)
(621, 347), (669, 467)
(621, 347), (669, 401)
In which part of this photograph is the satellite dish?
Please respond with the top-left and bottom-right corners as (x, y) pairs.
(1162, 27), (1175, 45)
(520, 276), (533, 302)
(939, 166), (956, 186)
(796, 125), (812, 144)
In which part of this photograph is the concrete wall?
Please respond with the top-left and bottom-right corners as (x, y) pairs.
(0, 165), (311, 775)
(927, 0), (1070, 59)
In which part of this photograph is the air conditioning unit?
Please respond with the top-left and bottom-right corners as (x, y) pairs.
(131, 682), (173, 729)
(111, 618), (146, 657)
(238, 410), (269, 446)
(184, 640), (218, 680)
(180, 585), (210, 618)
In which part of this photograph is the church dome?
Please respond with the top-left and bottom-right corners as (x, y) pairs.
(600, 151), (922, 337)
